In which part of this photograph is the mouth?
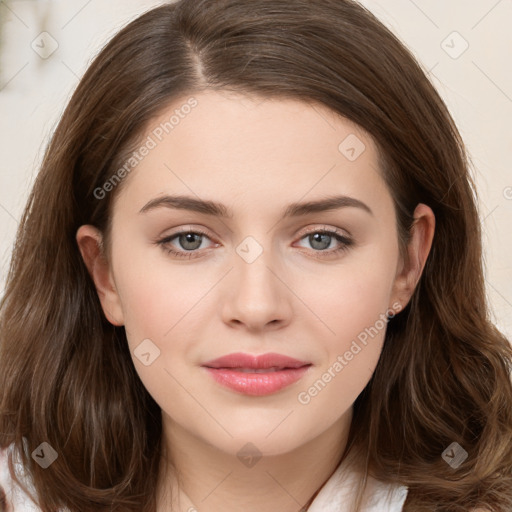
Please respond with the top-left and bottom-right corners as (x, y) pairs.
(201, 351), (311, 370)
(201, 353), (312, 396)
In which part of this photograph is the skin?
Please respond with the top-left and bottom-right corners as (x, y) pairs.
(77, 90), (435, 512)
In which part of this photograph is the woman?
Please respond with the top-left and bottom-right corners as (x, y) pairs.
(0, 1), (511, 511)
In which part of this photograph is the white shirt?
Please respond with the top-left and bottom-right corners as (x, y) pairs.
(307, 456), (408, 511)
(0, 443), (408, 511)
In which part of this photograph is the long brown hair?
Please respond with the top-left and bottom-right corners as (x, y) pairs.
(1, 1), (511, 511)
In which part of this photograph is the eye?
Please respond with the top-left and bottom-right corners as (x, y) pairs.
(156, 228), (217, 260)
(295, 227), (353, 257)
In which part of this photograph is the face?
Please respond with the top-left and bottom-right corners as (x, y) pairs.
(79, 90), (428, 459)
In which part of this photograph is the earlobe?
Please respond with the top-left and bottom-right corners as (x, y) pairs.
(391, 203), (435, 309)
(75, 225), (125, 326)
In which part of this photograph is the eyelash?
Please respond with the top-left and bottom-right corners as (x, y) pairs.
(156, 227), (354, 260)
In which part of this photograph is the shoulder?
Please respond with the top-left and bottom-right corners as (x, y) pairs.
(0, 444), (42, 511)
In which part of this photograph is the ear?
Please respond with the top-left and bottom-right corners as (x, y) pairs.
(390, 203), (435, 311)
(76, 225), (125, 326)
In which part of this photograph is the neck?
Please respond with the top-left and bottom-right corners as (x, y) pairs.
(156, 409), (353, 512)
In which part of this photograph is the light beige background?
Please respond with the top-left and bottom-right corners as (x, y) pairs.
(0, 0), (511, 339)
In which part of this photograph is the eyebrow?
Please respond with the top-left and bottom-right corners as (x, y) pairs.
(139, 194), (373, 218)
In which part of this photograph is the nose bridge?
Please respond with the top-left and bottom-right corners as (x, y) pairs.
(234, 233), (282, 299)
(221, 232), (291, 329)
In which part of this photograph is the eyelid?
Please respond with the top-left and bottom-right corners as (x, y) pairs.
(157, 225), (215, 241)
(297, 224), (350, 238)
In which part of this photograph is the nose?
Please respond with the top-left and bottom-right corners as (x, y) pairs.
(220, 239), (293, 332)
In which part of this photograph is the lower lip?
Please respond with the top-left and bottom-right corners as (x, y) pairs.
(203, 366), (311, 396)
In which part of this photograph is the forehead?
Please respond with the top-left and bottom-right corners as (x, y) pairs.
(111, 90), (392, 220)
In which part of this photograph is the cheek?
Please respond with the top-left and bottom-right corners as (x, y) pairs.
(113, 241), (205, 339)
(310, 251), (396, 343)
(295, 256), (396, 412)
(323, 276), (392, 346)
(113, 253), (206, 411)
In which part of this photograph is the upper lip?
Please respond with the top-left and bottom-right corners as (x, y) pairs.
(202, 352), (311, 370)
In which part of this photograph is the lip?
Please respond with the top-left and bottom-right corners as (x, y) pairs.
(202, 352), (310, 370)
(201, 352), (312, 396)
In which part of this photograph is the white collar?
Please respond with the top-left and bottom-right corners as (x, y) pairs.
(307, 457), (408, 512)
